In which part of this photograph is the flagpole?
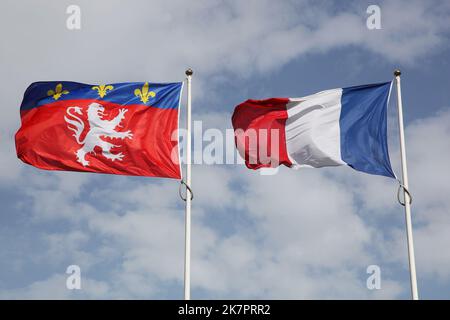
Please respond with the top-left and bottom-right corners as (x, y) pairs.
(394, 69), (419, 300)
(184, 68), (193, 300)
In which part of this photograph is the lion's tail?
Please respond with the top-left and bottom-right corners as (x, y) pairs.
(64, 107), (85, 144)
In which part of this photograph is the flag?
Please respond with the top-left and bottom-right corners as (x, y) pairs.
(232, 82), (395, 178)
(15, 81), (183, 179)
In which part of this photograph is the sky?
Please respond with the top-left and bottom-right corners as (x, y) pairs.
(0, 0), (450, 299)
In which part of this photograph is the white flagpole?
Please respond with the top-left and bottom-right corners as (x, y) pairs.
(184, 68), (193, 300)
(394, 69), (419, 300)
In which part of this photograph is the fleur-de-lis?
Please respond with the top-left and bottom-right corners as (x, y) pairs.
(92, 84), (114, 98)
(134, 82), (155, 104)
(47, 83), (69, 100)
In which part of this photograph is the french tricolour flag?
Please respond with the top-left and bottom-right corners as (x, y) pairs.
(232, 82), (396, 178)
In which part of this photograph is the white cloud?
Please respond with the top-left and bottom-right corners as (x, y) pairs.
(0, 274), (110, 299)
(332, 107), (450, 285)
(3, 107), (450, 299)
(382, 109), (450, 280)
(1, 0), (449, 130)
(1, 153), (407, 299)
(11, 107), (450, 298)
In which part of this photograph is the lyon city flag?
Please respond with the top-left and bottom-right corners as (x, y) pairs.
(232, 82), (396, 178)
(15, 81), (183, 179)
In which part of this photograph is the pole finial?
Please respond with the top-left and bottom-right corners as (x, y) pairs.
(185, 68), (193, 76)
(394, 69), (401, 77)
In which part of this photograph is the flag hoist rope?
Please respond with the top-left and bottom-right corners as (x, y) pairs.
(394, 69), (419, 300)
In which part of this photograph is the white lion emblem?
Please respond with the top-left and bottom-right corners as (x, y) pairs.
(64, 102), (133, 166)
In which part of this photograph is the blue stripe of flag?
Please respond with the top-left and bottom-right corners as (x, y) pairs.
(20, 81), (183, 111)
(339, 82), (396, 178)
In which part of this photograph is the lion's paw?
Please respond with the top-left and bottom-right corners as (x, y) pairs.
(107, 152), (124, 162)
(123, 131), (133, 139)
(118, 109), (128, 118)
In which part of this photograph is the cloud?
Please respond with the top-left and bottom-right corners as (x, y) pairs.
(382, 109), (450, 280)
(304, 1), (450, 64)
(333, 107), (450, 284)
(0, 274), (110, 299)
(0, 151), (407, 299)
(1, 0), (449, 129)
(6, 106), (450, 299)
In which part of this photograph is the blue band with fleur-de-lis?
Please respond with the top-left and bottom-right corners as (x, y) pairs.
(20, 81), (183, 111)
